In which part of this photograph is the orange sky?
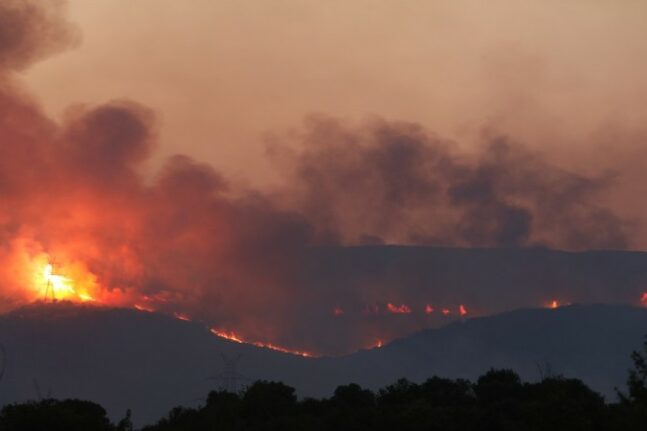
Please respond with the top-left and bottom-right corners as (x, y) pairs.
(22, 0), (647, 188)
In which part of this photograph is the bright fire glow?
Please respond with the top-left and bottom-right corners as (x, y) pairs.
(387, 303), (412, 314)
(210, 328), (244, 343)
(442, 308), (450, 315)
(35, 260), (96, 303)
(549, 300), (559, 309)
(459, 304), (468, 316)
(641, 293), (647, 306)
(43, 264), (75, 298)
(210, 328), (313, 357)
(425, 304), (434, 314)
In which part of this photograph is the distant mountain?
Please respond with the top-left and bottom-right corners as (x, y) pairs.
(0, 302), (645, 426)
(298, 246), (647, 354)
(331, 303), (647, 397)
(304, 246), (647, 312)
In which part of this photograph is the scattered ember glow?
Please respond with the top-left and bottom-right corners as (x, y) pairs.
(333, 306), (344, 316)
(387, 303), (412, 314)
(442, 308), (451, 315)
(459, 304), (468, 316)
(173, 312), (190, 321)
(134, 304), (155, 313)
(425, 304), (434, 314)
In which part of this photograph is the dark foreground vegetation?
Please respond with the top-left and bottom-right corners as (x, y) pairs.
(2, 339), (647, 431)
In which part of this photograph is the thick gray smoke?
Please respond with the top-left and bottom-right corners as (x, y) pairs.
(271, 115), (628, 250)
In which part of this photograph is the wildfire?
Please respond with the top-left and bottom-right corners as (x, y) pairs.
(441, 308), (451, 315)
(209, 328), (313, 357)
(173, 312), (190, 321)
(210, 328), (244, 343)
(424, 304), (434, 314)
(387, 303), (412, 314)
(549, 300), (559, 309)
(43, 264), (74, 298)
(35, 259), (96, 303)
(459, 304), (468, 316)
(641, 293), (647, 306)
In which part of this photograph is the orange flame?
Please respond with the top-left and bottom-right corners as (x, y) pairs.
(249, 341), (313, 358)
(459, 304), (468, 316)
(173, 312), (190, 321)
(134, 304), (155, 313)
(209, 328), (312, 357)
(549, 300), (559, 309)
(387, 303), (412, 314)
(33, 258), (98, 303)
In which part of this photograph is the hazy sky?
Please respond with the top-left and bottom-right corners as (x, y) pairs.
(23, 0), (647, 186)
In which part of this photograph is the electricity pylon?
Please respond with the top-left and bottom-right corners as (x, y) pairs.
(208, 353), (248, 393)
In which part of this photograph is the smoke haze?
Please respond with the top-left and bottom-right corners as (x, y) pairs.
(0, 1), (646, 355)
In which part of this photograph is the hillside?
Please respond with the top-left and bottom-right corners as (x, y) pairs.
(0, 302), (645, 426)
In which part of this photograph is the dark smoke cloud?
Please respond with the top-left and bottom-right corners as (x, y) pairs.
(0, 1), (640, 356)
(0, 0), (77, 72)
(270, 115), (628, 250)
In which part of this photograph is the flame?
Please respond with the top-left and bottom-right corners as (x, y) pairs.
(210, 328), (244, 343)
(34, 259), (97, 303)
(43, 263), (75, 299)
(249, 341), (313, 357)
(209, 328), (312, 357)
(424, 304), (434, 314)
(173, 312), (190, 321)
(441, 308), (450, 315)
(641, 292), (647, 306)
(549, 300), (559, 309)
(387, 303), (412, 314)
(459, 304), (468, 316)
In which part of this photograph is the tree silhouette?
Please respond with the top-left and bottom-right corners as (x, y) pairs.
(0, 399), (114, 431)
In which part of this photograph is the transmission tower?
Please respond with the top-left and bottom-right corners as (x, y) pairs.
(44, 278), (55, 302)
(208, 353), (248, 393)
(43, 260), (57, 302)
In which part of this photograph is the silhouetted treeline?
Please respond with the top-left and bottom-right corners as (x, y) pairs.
(2, 339), (647, 431)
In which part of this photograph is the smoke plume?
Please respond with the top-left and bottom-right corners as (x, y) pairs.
(0, 1), (641, 355)
(270, 115), (628, 250)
